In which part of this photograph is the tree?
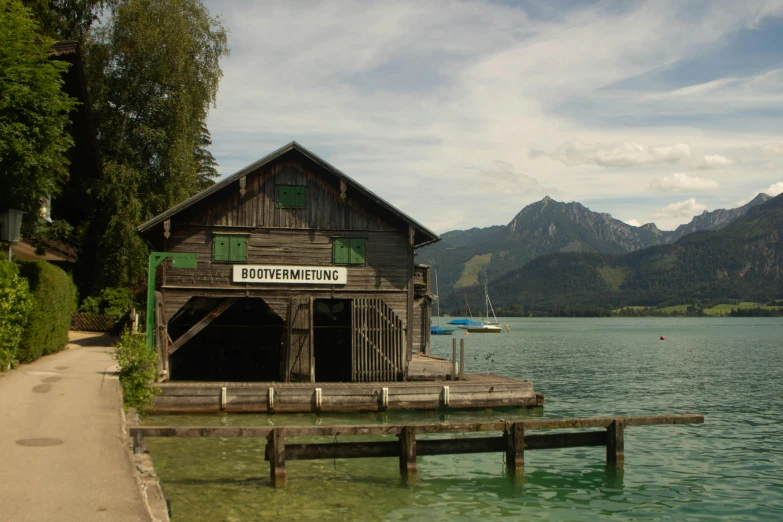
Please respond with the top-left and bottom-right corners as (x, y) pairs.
(195, 122), (220, 191)
(21, 0), (103, 42)
(0, 0), (78, 216)
(83, 0), (228, 290)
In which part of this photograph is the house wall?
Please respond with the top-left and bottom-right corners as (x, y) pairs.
(152, 152), (430, 381)
(161, 227), (410, 324)
(175, 156), (401, 231)
(412, 297), (431, 356)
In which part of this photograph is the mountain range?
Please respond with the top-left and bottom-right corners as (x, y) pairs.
(418, 193), (773, 303)
(476, 192), (783, 312)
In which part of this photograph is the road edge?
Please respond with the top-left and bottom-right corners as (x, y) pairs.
(122, 405), (171, 522)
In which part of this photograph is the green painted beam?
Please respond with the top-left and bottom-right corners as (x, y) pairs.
(146, 252), (197, 353)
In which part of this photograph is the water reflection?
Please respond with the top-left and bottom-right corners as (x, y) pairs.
(145, 318), (783, 521)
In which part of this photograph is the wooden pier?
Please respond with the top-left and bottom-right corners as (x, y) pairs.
(152, 372), (543, 413)
(130, 414), (704, 487)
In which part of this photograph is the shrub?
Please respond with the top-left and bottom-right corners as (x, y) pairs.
(113, 329), (159, 411)
(0, 260), (33, 369)
(17, 261), (77, 362)
(80, 286), (131, 322)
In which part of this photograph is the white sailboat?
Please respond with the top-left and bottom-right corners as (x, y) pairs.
(467, 281), (502, 333)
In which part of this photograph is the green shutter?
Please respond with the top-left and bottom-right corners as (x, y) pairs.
(333, 238), (350, 265)
(229, 236), (247, 262)
(349, 238), (366, 265)
(278, 185), (306, 208)
(293, 186), (306, 208)
(277, 186), (291, 207)
(213, 235), (229, 262)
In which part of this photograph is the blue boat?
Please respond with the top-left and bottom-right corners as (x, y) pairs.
(447, 318), (484, 326)
(431, 325), (455, 335)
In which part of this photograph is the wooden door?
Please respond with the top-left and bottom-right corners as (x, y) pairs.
(352, 298), (405, 382)
(286, 295), (313, 382)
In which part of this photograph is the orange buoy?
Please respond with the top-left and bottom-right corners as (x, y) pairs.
(660, 336), (666, 341)
(465, 331), (469, 336)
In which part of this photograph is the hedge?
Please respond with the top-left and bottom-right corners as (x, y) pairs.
(0, 260), (33, 369)
(17, 261), (77, 363)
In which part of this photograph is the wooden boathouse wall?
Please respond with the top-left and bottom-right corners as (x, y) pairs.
(139, 143), (439, 384)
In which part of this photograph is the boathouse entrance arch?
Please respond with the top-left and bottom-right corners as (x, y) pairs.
(167, 297), (284, 382)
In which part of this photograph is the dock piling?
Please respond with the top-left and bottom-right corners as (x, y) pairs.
(606, 419), (625, 466)
(268, 428), (287, 487)
(504, 422), (525, 474)
(451, 339), (457, 380)
(398, 427), (417, 478)
(459, 339), (465, 380)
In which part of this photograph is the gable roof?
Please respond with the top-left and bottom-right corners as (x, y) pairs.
(138, 142), (440, 246)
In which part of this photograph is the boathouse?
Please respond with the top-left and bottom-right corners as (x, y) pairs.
(138, 142), (439, 383)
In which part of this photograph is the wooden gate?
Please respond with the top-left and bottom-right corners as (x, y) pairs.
(286, 295), (313, 382)
(352, 298), (405, 382)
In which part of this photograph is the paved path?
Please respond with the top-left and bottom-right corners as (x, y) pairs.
(0, 333), (152, 522)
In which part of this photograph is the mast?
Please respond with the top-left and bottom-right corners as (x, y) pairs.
(435, 270), (441, 326)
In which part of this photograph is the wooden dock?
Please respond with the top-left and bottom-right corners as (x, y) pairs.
(130, 414), (704, 487)
(152, 372), (543, 413)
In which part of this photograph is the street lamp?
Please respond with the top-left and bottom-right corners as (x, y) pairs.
(0, 209), (25, 261)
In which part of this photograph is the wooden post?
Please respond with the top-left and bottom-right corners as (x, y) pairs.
(451, 338), (457, 380)
(268, 428), (287, 487)
(459, 339), (465, 380)
(606, 419), (625, 466)
(504, 422), (524, 474)
(133, 430), (145, 456)
(398, 426), (417, 479)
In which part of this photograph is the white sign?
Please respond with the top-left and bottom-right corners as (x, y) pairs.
(232, 265), (347, 285)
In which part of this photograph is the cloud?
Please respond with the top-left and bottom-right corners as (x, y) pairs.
(625, 219), (641, 227)
(758, 143), (783, 157)
(738, 180), (783, 206)
(540, 140), (691, 168)
(649, 172), (720, 193)
(765, 181), (783, 196)
(470, 160), (553, 196)
(697, 154), (735, 169)
(198, 1), (783, 232)
(652, 198), (707, 219)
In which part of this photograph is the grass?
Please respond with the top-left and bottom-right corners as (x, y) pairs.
(454, 253), (492, 289)
(655, 304), (690, 314)
(597, 266), (627, 291)
(614, 302), (783, 316)
(613, 305), (647, 312)
(653, 255), (677, 271)
(703, 302), (783, 316)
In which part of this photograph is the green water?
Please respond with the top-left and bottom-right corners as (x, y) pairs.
(144, 318), (783, 521)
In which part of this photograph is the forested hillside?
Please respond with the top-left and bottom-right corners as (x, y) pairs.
(420, 194), (771, 301)
(444, 193), (783, 313)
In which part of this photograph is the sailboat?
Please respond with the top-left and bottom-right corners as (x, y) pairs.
(467, 281), (502, 333)
(448, 292), (484, 328)
(430, 271), (454, 335)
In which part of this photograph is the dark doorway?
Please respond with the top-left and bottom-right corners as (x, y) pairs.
(313, 299), (352, 382)
(168, 297), (283, 381)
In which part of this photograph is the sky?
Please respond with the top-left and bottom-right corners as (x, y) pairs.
(202, 0), (783, 232)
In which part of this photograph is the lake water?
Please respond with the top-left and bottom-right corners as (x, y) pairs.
(144, 318), (783, 521)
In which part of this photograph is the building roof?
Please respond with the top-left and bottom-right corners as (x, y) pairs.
(138, 142), (440, 246)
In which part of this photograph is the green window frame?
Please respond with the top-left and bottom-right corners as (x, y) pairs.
(277, 185), (307, 208)
(333, 237), (366, 265)
(212, 234), (248, 263)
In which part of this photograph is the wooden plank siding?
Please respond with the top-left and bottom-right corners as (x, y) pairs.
(174, 157), (401, 231)
(412, 297), (431, 356)
(163, 228), (409, 293)
(147, 149), (436, 384)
